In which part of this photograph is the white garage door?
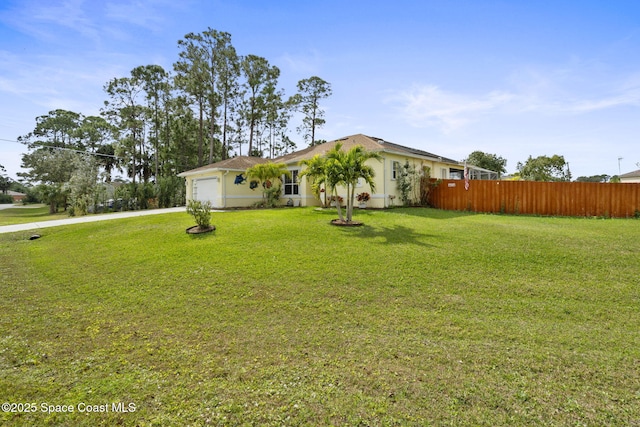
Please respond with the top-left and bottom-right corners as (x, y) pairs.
(193, 177), (218, 205)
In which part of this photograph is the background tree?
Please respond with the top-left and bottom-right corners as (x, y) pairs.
(168, 96), (200, 173)
(18, 109), (83, 152)
(227, 105), (247, 155)
(175, 29), (239, 164)
(66, 155), (99, 216)
(95, 143), (119, 182)
(261, 81), (294, 158)
(575, 174), (611, 183)
(102, 74), (147, 185)
(215, 35), (241, 160)
(241, 54), (280, 156)
(466, 151), (507, 177)
(0, 165), (12, 195)
(13, 28), (335, 211)
(517, 155), (571, 182)
(174, 32), (211, 166)
(19, 149), (79, 213)
(292, 76), (332, 146)
(17, 110), (87, 213)
(132, 64), (171, 180)
(76, 115), (118, 182)
(77, 115), (112, 153)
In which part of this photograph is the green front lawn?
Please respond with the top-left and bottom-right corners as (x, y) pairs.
(1, 208), (639, 426)
(0, 205), (67, 226)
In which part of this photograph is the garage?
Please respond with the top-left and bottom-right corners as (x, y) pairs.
(193, 177), (218, 205)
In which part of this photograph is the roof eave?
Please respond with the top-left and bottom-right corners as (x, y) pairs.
(381, 148), (461, 165)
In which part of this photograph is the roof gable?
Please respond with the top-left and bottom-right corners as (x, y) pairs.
(620, 169), (640, 178)
(178, 156), (270, 176)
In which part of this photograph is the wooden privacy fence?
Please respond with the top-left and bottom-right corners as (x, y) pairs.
(426, 179), (640, 218)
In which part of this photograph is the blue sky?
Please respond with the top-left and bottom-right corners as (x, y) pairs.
(1, 0), (639, 180)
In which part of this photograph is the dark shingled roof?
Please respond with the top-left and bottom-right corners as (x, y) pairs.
(178, 134), (463, 176)
(178, 156), (270, 176)
(274, 134), (460, 165)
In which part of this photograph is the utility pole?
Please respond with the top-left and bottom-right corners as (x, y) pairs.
(618, 157), (623, 175)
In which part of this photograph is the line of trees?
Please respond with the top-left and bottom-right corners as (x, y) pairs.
(465, 151), (632, 182)
(18, 28), (332, 214)
(468, 151), (576, 182)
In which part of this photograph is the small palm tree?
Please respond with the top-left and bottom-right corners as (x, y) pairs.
(299, 154), (328, 207)
(245, 162), (291, 207)
(325, 143), (382, 222)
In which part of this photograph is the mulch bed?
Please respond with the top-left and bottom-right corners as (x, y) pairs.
(186, 225), (216, 234)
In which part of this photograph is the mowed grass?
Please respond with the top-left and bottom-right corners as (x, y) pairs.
(1, 207), (639, 426)
(0, 205), (67, 226)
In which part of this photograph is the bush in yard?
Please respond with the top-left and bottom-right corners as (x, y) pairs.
(22, 187), (41, 204)
(397, 161), (423, 206)
(157, 176), (186, 208)
(186, 200), (212, 230)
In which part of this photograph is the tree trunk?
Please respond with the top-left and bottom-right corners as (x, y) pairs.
(198, 101), (204, 166)
(154, 101), (159, 180)
(334, 189), (344, 221)
(208, 107), (215, 164)
(248, 118), (254, 156)
(347, 184), (356, 222)
(222, 101), (228, 160)
(311, 119), (315, 146)
(132, 128), (137, 186)
(323, 183), (327, 207)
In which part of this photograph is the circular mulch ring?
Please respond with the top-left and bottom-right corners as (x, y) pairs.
(186, 225), (216, 234)
(330, 219), (364, 227)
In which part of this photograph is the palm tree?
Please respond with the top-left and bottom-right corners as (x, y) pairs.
(245, 162), (291, 207)
(325, 143), (382, 222)
(298, 154), (328, 207)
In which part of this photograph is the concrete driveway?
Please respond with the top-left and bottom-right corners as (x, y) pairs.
(0, 203), (23, 210)
(0, 206), (188, 234)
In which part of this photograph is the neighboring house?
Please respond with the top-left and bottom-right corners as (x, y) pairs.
(619, 169), (640, 183)
(178, 133), (497, 209)
(7, 191), (26, 203)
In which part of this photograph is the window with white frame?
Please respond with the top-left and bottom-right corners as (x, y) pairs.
(284, 170), (299, 195)
(392, 161), (401, 180)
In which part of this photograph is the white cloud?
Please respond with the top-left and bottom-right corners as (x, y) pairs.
(0, 0), (101, 43)
(392, 85), (514, 132)
(104, 0), (174, 31)
(392, 66), (640, 133)
(0, 48), (133, 118)
(278, 51), (323, 76)
(569, 91), (640, 113)
(565, 76), (640, 113)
